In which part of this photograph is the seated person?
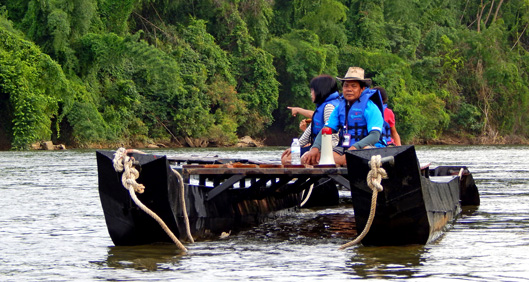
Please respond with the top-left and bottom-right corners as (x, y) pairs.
(302, 67), (385, 166)
(374, 86), (401, 146)
(281, 75), (341, 165)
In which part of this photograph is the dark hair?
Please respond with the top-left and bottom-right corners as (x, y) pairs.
(310, 75), (339, 104)
(374, 86), (388, 103)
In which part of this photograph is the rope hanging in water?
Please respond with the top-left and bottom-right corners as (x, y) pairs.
(113, 148), (189, 253)
(300, 183), (315, 207)
(339, 155), (387, 250)
(172, 168), (194, 243)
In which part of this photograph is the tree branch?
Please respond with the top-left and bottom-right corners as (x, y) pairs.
(477, 0), (488, 33)
(132, 12), (176, 43)
(483, 0), (495, 27)
(492, 0), (504, 24)
(511, 22), (529, 51)
(460, 0), (471, 25)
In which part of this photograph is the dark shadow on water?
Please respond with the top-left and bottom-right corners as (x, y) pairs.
(99, 244), (186, 271)
(343, 206), (481, 279)
(237, 208), (358, 242)
(345, 245), (428, 279)
(461, 205), (480, 215)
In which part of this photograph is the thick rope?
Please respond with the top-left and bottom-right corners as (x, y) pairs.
(172, 168), (194, 243)
(113, 148), (188, 253)
(300, 183), (315, 207)
(339, 155), (387, 250)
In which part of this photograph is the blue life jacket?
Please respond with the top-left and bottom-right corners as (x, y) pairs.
(337, 88), (385, 148)
(311, 91), (341, 140)
(381, 104), (392, 145)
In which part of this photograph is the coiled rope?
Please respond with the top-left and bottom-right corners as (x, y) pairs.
(339, 155), (387, 250)
(113, 148), (192, 253)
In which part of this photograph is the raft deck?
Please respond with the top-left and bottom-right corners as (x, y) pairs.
(176, 164), (349, 201)
(168, 163), (351, 240)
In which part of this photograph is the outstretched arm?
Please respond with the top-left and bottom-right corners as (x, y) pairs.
(287, 107), (314, 118)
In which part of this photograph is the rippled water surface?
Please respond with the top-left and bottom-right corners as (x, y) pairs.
(1, 146), (529, 281)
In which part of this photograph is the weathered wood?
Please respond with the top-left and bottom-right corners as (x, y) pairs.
(182, 166), (348, 176)
(346, 145), (480, 246)
(429, 166), (480, 206)
(96, 151), (180, 246)
(206, 175), (245, 200)
(96, 150), (348, 245)
(167, 156), (257, 165)
(96, 147), (479, 246)
(328, 175), (350, 190)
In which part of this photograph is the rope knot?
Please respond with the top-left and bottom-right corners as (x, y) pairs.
(113, 147), (145, 194)
(367, 155), (387, 192)
(113, 147), (127, 172)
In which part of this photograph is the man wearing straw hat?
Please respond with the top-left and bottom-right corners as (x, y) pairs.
(301, 67), (385, 166)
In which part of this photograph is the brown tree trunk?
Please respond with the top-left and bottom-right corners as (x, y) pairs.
(483, 0), (495, 27)
(492, 0), (504, 24)
(476, 0), (488, 33)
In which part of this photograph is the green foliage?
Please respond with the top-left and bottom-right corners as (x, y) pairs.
(268, 1), (294, 37)
(345, 0), (390, 50)
(205, 78), (243, 145)
(226, 12), (279, 137)
(12, 0), (98, 73)
(77, 32), (183, 143)
(181, 5), (279, 138)
(457, 21), (529, 137)
(392, 83), (450, 141)
(174, 18), (245, 142)
(66, 101), (108, 145)
(0, 15), (76, 149)
(99, 0), (135, 34)
(294, 0), (348, 47)
(239, 0), (274, 48)
(266, 29), (338, 134)
(451, 102), (483, 134)
(2, 0), (529, 149)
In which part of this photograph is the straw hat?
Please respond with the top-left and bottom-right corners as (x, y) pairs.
(336, 67), (372, 85)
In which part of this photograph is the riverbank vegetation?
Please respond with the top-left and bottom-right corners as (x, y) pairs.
(1, 0), (528, 150)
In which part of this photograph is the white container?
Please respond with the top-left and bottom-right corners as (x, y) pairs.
(291, 138), (301, 165)
(319, 127), (335, 165)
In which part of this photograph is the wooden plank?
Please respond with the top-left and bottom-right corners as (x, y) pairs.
(167, 156), (258, 165)
(182, 166), (348, 176)
(184, 165), (349, 204)
(206, 174), (246, 201)
(245, 176), (275, 191)
(328, 175), (350, 189)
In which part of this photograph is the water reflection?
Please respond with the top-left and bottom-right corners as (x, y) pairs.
(104, 244), (185, 271)
(344, 206), (481, 279)
(347, 245), (427, 279)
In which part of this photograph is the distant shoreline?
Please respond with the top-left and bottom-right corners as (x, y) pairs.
(1, 133), (528, 151)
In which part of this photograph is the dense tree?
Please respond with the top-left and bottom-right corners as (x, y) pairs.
(0, 15), (77, 149)
(1, 0), (528, 149)
(266, 29), (338, 136)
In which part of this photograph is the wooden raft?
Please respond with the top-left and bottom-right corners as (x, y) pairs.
(174, 163), (349, 202)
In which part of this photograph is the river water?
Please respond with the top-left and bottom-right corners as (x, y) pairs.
(1, 146), (529, 281)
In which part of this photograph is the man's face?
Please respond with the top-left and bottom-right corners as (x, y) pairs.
(342, 80), (364, 102)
